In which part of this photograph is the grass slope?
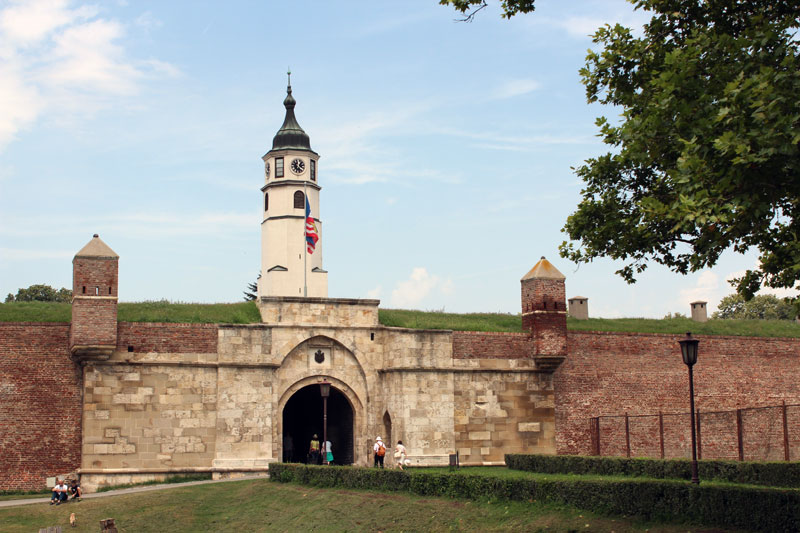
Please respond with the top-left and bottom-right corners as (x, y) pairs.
(1, 301), (798, 337)
(0, 477), (729, 533)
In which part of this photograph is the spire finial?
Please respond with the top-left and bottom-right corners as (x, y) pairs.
(287, 67), (291, 91)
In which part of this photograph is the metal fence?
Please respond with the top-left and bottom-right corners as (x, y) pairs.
(589, 401), (800, 461)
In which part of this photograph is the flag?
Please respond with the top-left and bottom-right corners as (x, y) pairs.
(305, 197), (319, 254)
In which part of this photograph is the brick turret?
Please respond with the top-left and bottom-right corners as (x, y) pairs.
(521, 257), (566, 371)
(70, 234), (118, 362)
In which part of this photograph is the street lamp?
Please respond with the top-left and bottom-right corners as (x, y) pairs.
(678, 332), (700, 484)
(320, 380), (330, 465)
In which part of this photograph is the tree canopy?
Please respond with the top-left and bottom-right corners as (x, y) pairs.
(439, 0), (534, 21)
(714, 293), (796, 320)
(5, 284), (72, 303)
(557, 0), (800, 305)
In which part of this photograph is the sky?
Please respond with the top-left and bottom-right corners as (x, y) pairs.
(0, 0), (789, 318)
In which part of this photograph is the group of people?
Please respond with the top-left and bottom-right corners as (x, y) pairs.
(373, 437), (409, 470)
(308, 434), (334, 465)
(49, 478), (81, 505)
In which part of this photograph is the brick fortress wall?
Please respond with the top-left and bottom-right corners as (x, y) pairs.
(556, 331), (800, 459)
(0, 323), (82, 490)
(0, 322), (218, 491)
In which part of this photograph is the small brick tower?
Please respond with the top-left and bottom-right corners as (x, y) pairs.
(521, 257), (567, 370)
(70, 234), (118, 362)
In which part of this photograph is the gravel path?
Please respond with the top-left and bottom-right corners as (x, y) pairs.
(0, 474), (269, 509)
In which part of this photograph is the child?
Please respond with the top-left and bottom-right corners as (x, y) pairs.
(69, 478), (82, 501)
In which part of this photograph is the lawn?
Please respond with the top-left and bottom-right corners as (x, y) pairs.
(2, 301), (798, 337)
(0, 477), (738, 532)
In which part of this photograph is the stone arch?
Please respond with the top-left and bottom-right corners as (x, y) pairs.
(277, 375), (364, 465)
(274, 333), (369, 384)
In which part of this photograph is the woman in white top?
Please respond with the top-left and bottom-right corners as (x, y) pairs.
(394, 440), (408, 470)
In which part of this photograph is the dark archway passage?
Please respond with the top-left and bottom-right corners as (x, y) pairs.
(282, 384), (354, 465)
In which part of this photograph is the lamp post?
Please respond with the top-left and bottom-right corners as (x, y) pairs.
(678, 332), (700, 484)
(320, 380), (330, 465)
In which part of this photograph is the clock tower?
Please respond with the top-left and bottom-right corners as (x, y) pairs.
(259, 76), (328, 298)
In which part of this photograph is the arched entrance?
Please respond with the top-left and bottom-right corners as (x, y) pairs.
(282, 384), (354, 465)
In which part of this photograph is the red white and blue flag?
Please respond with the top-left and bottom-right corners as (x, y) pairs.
(305, 197), (319, 254)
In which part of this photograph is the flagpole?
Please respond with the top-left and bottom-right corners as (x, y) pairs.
(303, 179), (308, 298)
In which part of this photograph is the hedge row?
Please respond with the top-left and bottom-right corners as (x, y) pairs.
(505, 454), (800, 488)
(269, 463), (800, 532)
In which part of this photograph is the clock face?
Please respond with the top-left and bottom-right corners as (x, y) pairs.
(290, 158), (305, 175)
(265, 162), (270, 178)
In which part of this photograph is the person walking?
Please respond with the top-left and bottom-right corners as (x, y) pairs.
(373, 436), (386, 468)
(394, 440), (408, 470)
(308, 434), (321, 465)
(324, 439), (333, 465)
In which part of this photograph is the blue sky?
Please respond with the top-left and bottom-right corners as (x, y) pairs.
(0, 0), (782, 317)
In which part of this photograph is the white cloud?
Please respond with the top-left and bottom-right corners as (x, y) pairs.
(492, 78), (540, 100)
(0, 0), (177, 151)
(0, 211), (256, 239)
(536, 8), (650, 40)
(389, 267), (453, 308)
(678, 270), (719, 308)
(365, 285), (382, 299)
(724, 268), (798, 299)
(0, 247), (74, 260)
(390, 267), (440, 308)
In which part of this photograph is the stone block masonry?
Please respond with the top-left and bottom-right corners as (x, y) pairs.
(0, 323), (82, 490)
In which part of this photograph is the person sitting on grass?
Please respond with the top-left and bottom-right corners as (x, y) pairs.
(50, 479), (68, 505)
(69, 478), (82, 501)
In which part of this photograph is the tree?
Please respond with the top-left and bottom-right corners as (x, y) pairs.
(5, 284), (72, 303)
(714, 293), (796, 320)
(243, 273), (260, 301)
(558, 1), (800, 307)
(440, 0), (535, 21)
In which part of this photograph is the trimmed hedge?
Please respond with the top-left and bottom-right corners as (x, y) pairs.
(269, 463), (800, 532)
(505, 454), (800, 488)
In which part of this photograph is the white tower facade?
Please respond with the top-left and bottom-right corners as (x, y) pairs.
(258, 80), (328, 298)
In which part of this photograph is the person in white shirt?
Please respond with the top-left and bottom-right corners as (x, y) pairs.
(49, 479), (68, 505)
(394, 440), (408, 470)
(324, 440), (333, 464)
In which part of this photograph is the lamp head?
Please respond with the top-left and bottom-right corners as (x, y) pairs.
(679, 332), (699, 367)
(319, 380), (331, 397)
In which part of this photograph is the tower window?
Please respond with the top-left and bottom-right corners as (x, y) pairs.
(293, 191), (305, 209)
(95, 286), (99, 295)
(108, 287), (112, 295)
(264, 193), (269, 211)
(310, 159), (316, 181)
(275, 157), (284, 178)
(82, 286), (86, 294)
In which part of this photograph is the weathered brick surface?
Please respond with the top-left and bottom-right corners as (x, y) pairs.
(72, 257), (117, 298)
(452, 331), (532, 359)
(556, 331), (800, 459)
(117, 323), (218, 353)
(0, 323), (82, 490)
(71, 299), (118, 347)
(70, 255), (118, 351)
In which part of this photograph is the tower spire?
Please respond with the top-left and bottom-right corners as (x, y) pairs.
(271, 69), (310, 150)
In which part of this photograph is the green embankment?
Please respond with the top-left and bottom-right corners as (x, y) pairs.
(1, 301), (798, 337)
